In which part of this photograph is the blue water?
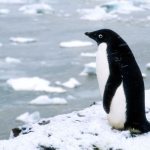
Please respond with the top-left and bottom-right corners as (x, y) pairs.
(0, 0), (150, 139)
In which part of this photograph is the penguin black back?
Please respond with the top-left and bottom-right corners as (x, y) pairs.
(85, 29), (150, 133)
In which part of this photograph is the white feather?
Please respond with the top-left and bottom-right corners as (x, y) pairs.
(96, 42), (126, 129)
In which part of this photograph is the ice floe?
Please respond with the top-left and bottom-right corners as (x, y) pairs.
(56, 78), (81, 89)
(1, 89), (150, 149)
(146, 63), (150, 69)
(101, 0), (143, 14)
(0, 0), (24, 3)
(142, 73), (147, 78)
(29, 95), (67, 105)
(7, 77), (66, 93)
(16, 111), (40, 123)
(19, 3), (54, 15)
(77, 6), (117, 21)
(80, 52), (96, 57)
(62, 78), (81, 89)
(10, 37), (36, 44)
(0, 9), (10, 15)
(60, 40), (93, 48)
(5, 57), (21, 64)
(80, 62), (96, 76)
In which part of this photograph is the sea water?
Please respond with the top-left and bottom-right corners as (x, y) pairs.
(0, 0), (150, 139)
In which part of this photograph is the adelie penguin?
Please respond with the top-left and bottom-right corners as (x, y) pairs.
(85, 29), (150, 134)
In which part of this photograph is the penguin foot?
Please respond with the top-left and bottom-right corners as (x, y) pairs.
(126, 122), (150, 134)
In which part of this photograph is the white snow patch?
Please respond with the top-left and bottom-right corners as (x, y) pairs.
(78, 6), (117, 21)
(60, 40), (93, 48)
(5, 57), (21, 64)
(19, 3), (54, 15)
(7, 77), (66, 93)
(80, 62), (96, 76)
(1, 89), (150, 149)
(16, 111), (40, 123)
(62, 78), (81, 88)
(10, 37), (36, 44)
(29, 95), (67, 105)
(80, 52), (96, 57)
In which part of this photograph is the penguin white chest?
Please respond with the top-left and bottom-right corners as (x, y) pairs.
(96, 43), (126, 129)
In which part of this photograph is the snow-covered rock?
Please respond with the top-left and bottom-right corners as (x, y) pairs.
(80, 62), (96, 76)
(1, 89), (150, 149)
(10, 37), (36, 44)
(19, 3), (54, 15)
(7, 77), (66, 93)
(60, 40), (93, 48)
(29, 95), (67, 105)
(16, 111), (40, 123)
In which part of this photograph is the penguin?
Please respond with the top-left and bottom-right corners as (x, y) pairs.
(85, 29), (150, 133)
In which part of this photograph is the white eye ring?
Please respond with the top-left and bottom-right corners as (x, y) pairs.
(99, 34), (103, 38)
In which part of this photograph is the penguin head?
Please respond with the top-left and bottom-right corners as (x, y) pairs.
(85, 29), (121, 45)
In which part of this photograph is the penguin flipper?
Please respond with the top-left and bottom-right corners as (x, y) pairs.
(103, 73), (122, 113)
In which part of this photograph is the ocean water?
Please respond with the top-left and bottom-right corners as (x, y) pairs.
(0, 0), (150, 139)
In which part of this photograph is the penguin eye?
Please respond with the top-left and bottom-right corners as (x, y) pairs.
(99, 34), (103, 39)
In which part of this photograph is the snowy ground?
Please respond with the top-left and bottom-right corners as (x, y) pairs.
(0, 90), (150, 150)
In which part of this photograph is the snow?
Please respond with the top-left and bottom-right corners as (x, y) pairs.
(80, 52), (96, 57)
(1, 89), (150, 149)
(5, 57), (21, 64)
(10, 37), (36, 44)
(7, 77), (66, 93)
(19, 3), (54, 15)
(60, 40), (93, 48)
(80, 62), (96, 76)
(77, 6), (117, 21)
(29, 95), (67, 105)
(16, 111), (40, 123)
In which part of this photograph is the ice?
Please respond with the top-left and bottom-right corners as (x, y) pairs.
(142, 73), (147, 78)
(29, 95), (67, 105)
(0, 9), (10, 15)
(19, 3), (54, 15)
(0, 0), (24, 3)
(146, 63), (150, 69)
(7, 77), (66, 93)
(80, 62), (96, 76)
(80, 52), (96, 57)
(62, 78), (81, 88)
(10, 37), (36, 44)
(60, 40), (93, 48)
(101, 0), (143, 14)
(78, 6), (117, 21)
(5, 57), (21, 64)
(16, 111), (40, 123)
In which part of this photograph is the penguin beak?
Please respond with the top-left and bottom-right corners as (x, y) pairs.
(85, 32), (91, 36)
